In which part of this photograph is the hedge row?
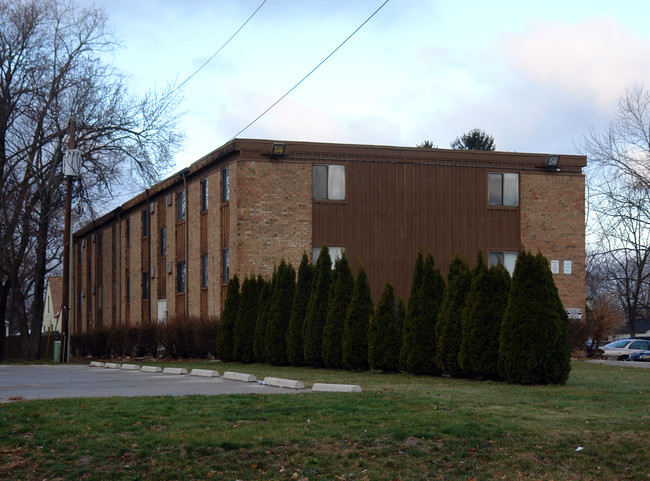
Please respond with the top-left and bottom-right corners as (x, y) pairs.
(71, 316), (219, 359)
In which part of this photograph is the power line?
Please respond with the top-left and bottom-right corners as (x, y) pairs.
(164, 0), (268, 101)
(230, 0), (391, 141)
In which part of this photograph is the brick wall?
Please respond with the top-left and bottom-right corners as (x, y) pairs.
(520, 172), (586, 318)
(232, 159), (312, 279)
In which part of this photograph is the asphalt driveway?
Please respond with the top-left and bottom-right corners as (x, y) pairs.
(0, 364), (303, 402)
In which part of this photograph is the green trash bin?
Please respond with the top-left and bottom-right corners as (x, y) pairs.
(53, 341), (61, 363)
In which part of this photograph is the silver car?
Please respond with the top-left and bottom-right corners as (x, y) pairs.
(598, 338), (650, 361)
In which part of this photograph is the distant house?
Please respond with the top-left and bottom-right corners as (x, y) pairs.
(71, 139), (586, 333)
(43, 276), (62, 332)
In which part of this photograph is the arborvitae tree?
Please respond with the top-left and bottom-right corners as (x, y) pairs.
(342, 264), (374, 371)
(265, 260), (296, 365)
(303, 247), (332, 367)
(253, 274), (273, 362)
(400, 250), (424, 369)
(368, 283), (405, 372)
(286, 253), (315, 366)
(436, 255), (472, 377)
(401, 253), (445, 375)
(232, 275), (260, 363)
(459, 254), (510, 379)
(322, 255), (355, 369)
(498, 251), (571, 385)
(215, 275), (240, 362)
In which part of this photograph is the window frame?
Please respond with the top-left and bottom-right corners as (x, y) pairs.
(177, 261), (186, 293)
(222, 248), (229, 284)
(221, 167), (230, 203)
(312, 246), (345, 267)
(488, 251), (518, 275)
(313, 164), (346, 201)
(177, 190), (186, 222)
(160, 227), (167, 256)
(201, 177), (209, 211)
(142, 209), (150, 238)
(201, 253), (209, 288)
(488, 172), (519, 207)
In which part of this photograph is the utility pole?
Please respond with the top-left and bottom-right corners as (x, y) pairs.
(61, 118), (80, 363)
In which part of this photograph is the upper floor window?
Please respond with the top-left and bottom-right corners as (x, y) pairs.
(221, 167), (230, 203)
(222, 248), (229, 283)
(177, 190), (186, 222)
(160, 227), (167, 256)
(177, 261), (186, 293)
(126, 218), (131, 244)
(97, 232), (103, 257)
(313, 165), (345, 200)
(112, 225), (116, 252)
(142, 271), (150, 300)
(201, 253), (209, 288)
(142, 209), (150, 237)
(488, 173), (518, 207)
(489, 251), (517, 276)
(201, 178), (209, 211)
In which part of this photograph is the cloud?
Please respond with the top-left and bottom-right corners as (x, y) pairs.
(502, 16), (650, 113)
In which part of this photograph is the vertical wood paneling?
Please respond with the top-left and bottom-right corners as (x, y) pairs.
(313, 158), (521, 303)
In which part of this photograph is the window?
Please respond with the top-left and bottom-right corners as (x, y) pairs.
(221, 167), (230, 202)
(142, 271), (150, 300)
(629, 340), (650, 350)
(313, 164), (345, 200)
(126, 276), (131, 303)
(142, 209), (150, 237)
(97, 286), (103, 309)
(312, 246), (345, 267)
(177, 190), (186, 222)
(201, 253), (209, 288)
(112, 225), (116, 252)
(97, 232), (103, 256)
(160, 227), (167, 256)
(222, 248), (229, 283)
(177, 261), (186, 293)
(126, 218), (131, 244)
(77, 290), (82, 312)
(488, 173), (518, 206)
(201, 177), (209, 211)
(489, 251), (518, 276)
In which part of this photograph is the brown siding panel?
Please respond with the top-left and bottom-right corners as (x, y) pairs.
(313, 160), (523, 303)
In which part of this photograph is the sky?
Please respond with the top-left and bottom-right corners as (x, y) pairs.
(83, 0), (650, 172)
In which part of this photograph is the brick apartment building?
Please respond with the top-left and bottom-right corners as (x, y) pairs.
(71, 139), (586, 333)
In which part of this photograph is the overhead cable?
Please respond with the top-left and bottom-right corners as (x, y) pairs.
(229, 0), (391, 141)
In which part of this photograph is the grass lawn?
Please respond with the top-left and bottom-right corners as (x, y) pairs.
(0, 360), (648, 480)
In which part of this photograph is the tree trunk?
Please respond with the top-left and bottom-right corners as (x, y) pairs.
(0, 280), (9, 360)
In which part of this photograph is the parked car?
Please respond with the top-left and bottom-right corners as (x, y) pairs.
(598, 338), (650, 361)
(627, 350), (650, 362)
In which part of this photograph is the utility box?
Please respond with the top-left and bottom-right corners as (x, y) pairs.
(53, 340), (61, 363)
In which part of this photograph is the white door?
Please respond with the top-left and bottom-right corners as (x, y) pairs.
(157, 299), (167, 323)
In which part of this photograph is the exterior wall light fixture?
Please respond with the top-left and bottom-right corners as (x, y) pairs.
(545, 154), (560, 169)
(270, 143), (286, 159)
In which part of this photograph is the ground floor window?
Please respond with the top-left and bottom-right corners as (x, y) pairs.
(488, 251), (517, 275)
(177, 261), (186, 293)
(312, 246), (344, 266)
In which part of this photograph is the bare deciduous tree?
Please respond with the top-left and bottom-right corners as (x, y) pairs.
(585, 84), (650, 338)
(0, 0), (184, 358)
